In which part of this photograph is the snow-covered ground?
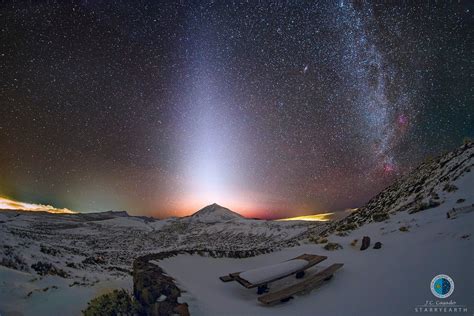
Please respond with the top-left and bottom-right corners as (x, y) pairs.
(0, 143), (472, 315)
(157, 163), (474, 316)
(0, 204), (322, 315)
(160, 201), (473, 316)
(0, 266), (131, 316)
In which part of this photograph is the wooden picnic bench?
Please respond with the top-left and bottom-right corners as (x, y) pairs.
(219, 253), (327, 294)
(219, 253), (343, 304)
(258, 263), (344, 305)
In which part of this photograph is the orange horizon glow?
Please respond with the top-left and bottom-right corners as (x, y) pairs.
(159, 195), (349, 220)
(276, 208), (358, 222)
(276, 213), (335, 222)
(0, 196), (76, 214)
(166, 198), (265, 219)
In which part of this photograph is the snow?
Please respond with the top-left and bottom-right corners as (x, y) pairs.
(0, 204), (318, 316)
(160, 201), (473, 316)
(0, 144), (472, 315)
(0, 266), (131, 316)
(239, 259), (308, 285)
(157, 294), (167, 302)
(93, 217), (154, 231)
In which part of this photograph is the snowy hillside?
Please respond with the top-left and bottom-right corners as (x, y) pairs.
(0, 205), (323, 315)
(160, 203), (473, 315)
(330, 141), (473, 232)
(156, 143), (474, 315)
(0, 143), (472, 315)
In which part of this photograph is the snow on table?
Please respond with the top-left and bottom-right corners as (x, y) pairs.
(239, 259), (307, 284)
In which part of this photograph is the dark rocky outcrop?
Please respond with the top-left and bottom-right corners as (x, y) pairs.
(133, 253), (188, 316)
(373, 242), (382, 249)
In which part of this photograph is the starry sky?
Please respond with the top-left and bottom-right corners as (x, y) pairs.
(0, 1), (472, 218)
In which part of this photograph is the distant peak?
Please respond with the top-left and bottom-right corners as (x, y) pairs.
(191, 203), (243, 222)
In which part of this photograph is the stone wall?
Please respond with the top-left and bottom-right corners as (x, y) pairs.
(132, 248), (275, 315)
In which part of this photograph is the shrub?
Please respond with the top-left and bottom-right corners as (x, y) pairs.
(40, 245), (61, 256)
(412, 202), (428, 213)
(337, 222), (358, 231)
(309, 236), (328, 244)
(410, 199), (441, 214)
(31, 261), (69, 278)
(324, 242), (343, 251)
(316, 237), (328, 244)
(430, 192), (440, 200)
(443, 184), (458, 192)
(372, 212), (389, 222)
(82, 289), (140, 316)
(1, 255), (29, 272)
(399, 226), (409, 232)
(82, 256), (106, 265)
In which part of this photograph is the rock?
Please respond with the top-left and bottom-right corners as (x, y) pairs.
(373, 242), (382, 249)
(174, 303), (190, 316)
(360, 236), (370, 251)
(133, 252), (190, 316)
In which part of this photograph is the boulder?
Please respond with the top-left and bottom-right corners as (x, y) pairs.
(373, 242), (382, 249)
(360, 236), (370, 251)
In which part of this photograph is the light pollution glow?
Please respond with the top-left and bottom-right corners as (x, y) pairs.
(277, 213), (335, 222)
(0, 197), (76, 214)
(278, 208), (358, 222)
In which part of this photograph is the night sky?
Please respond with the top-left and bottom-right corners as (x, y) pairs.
(1, 1), (472, 218)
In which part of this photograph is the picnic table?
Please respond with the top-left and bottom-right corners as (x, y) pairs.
(219, 253), (343, 304)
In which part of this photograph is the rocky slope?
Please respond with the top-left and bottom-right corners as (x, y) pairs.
(330, 141), (473, 232)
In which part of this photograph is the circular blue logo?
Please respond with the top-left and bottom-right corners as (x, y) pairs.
(431, 274), (454, 298)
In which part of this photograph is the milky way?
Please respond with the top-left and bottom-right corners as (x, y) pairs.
(0, 1), (472, 218)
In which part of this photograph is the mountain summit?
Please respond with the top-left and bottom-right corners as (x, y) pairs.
(190, 203), (244, 222)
